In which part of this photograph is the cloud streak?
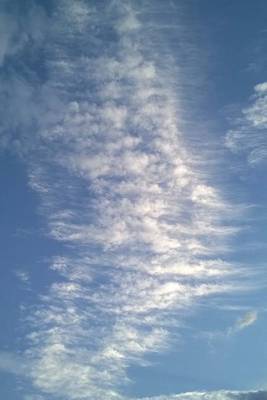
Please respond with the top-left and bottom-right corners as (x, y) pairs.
(138, 390), (267, 400)
(227, 311), (258, 336)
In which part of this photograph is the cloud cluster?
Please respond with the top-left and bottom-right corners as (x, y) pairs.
(0, 1), (246, 399)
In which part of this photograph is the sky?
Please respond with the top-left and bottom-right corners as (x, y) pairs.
(0, 0), (267, 399)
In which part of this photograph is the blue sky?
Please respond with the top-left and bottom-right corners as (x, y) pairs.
(0, 1), (267, 399)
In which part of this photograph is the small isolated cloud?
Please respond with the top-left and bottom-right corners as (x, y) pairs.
(228, 311), (258, 335)
(236, 311), (258, 330)
(15, 270), (30, 285)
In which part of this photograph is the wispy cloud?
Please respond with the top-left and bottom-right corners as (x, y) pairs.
(138, 390), (267, 400)
(15, 270), (30, 285)
(227, 311), (258, 336)
(0, 351), (28, 376)
(225, 82), (267, 165)
(0, 1), (48, 66)
(0, 1), (246, 399)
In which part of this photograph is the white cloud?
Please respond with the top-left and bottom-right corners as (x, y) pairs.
(225, 82), (267, 165)
(0, 1), (246, 399)
(15, 270), (30, 284)
(138, 390), (267, 400)
(227, 311), (258, 336)
(236, 310), (258, 330)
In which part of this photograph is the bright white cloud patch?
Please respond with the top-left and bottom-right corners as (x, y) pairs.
(0, 1), (246, 399)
